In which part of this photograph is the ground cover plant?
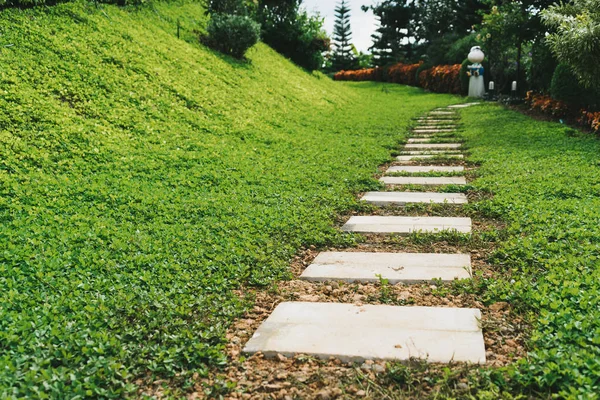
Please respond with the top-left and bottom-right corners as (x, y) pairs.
(0, 1), (459, 397)
(457, 104), (600, 398)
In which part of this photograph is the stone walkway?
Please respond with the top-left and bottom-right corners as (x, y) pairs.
(244, 104), (485, 365)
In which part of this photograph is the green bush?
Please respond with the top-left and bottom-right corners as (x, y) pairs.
(529, 39), (557, 93)
(204, 13), (260, 59)
(550, 64), (595, 108)
(415, 61), (432, 87)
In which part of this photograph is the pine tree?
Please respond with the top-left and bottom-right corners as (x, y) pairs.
(332, 0), (356, 71)
(366, 0), (416, 67)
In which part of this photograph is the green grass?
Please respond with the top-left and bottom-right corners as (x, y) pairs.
(0, 1), (459, 397)
(459, 104), (600, 398)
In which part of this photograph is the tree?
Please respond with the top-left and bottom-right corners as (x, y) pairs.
(364, 0), (416, 67)
(255, 0), (330, 70)
(331, 0), (356, 71)
(412, 0), (488, 64)
(476, 0), (558, 93)
(542, 0), (600, 90)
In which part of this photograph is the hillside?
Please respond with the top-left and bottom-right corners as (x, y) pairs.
(0, 1), (459, 397)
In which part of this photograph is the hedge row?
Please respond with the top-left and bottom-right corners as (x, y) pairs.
(334, 62), (463, 95)
(525, 91), (600, 132)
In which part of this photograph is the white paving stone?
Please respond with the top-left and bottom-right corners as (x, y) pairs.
(243, 302), (485, 363)
(361, 191), (468, 205)
(387, 165), (464, 173)
(405, 143), (462, 149)
(429, 111), (457, 115)
(407, 138), (435, 143)
(412, 129), (456, 133)
(400, 150), (462, 155)
(341, 216), (471, 234)
(380, 176), (467, 185)
(448, 103), (480, 108)
(413, 126), (459, 130)
(396, 154), (464, 161)
(301, 252), (472, 283)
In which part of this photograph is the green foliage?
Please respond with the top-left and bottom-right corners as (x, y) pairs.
(366, 0), (416, 66)
(255, 0), (330, 71)
(542, 0), (600, 90)
(529, 38), (558, 93)
(205, 13), (260, 59)
(550, 64), (597, 108)
(331, 0), (356, 71)
(461, 104), (600, 397)
(205, 0), (249, 15)
(0, 0), (148, 9)
(0, 1), (458, 397)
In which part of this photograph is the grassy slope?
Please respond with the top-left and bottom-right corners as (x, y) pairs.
(0, 1), (458, 397)
(461, 105), (600, 398)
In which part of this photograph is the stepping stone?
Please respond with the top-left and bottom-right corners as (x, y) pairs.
(243, 302), (486, 364)
(300, 252), (472, 283)
(448, 103), (480, 108)
(407, 138), (435, 143)
(400, 150), (462, 155)
(429, 111), (456, 115)
(361, 192), (468, 205)
(380, 176), (467, 185)
(396, 154), (464, 162)
(413, 126), (459, 130)
(341, 216), (472, 234)
(405, 143), (462, 149)
(387, 165), (464, 173)
(413, 129), (457, 134)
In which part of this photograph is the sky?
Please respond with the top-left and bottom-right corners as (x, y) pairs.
(302, 0), (377, 54)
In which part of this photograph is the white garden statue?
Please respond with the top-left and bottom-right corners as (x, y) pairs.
(467, 46), (485, 98)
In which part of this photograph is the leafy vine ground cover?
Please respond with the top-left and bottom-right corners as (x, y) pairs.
(459, 105), (600, 398)
(0, 1), (459, 397)
(1, 1), (599, 398)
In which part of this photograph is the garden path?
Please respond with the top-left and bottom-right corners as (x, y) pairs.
(243, 104), (486, 364)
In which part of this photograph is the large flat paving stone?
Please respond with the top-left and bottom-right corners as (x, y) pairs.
(361, 192), (468, 205)
(301, 251), (471, 283)
(396, 154), (464, 162)
(407, 138), (437, 143)
(400, 150), (462, 155)
(387, 165), (464, 173)
(380, 176), (467, 185)
(448, 103), (480, 108)
(341, 216), (472, 234)
(413, 129), (457, 134)
(243, 302), (486, 364)
(405, 143), (462, 149)
(429, 111), (457, 115)
(413, 126), (459, 131)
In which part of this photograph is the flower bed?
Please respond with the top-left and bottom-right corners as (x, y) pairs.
(334, 62), (462, 95)
(418, 65), (462, 95)
(525, 91), (599, 132)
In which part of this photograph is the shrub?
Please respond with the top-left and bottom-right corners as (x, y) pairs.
(525, 91), (569, 117)
(529, 38), (558, 93)
(333, 62), (462, 95)
(388, 62), (421, 86)
(550, 64), (592, 107)
(419, 64), (461, 94)
(204, 14), (260, 59)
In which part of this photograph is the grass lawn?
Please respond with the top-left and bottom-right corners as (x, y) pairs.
(0, 1), (458, 397)
(1, 1), (599, 399)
